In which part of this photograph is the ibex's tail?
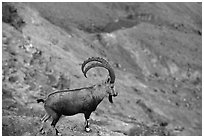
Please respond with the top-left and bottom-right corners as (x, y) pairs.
(37, 99), (45, 103)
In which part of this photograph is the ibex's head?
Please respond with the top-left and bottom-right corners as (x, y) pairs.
(81, 57), (118, 103)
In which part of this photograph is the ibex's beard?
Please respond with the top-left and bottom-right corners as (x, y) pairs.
(108, 95), (113, 103)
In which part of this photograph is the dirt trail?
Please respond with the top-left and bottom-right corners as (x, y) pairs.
(2, 2), (202, 136)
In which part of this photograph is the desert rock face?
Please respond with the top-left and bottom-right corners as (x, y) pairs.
(2, 2), (201, 136)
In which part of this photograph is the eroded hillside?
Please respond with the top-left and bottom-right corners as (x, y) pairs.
(2, 2), (202, 136)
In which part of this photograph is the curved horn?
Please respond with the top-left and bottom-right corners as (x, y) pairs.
(83, 63), (108, 77)
(81, 57), (108, 73)
(82, 57), (115, 83)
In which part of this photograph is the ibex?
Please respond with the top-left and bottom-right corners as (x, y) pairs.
(37, 57), (117, 135)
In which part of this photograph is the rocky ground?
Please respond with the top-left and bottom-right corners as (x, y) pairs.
(2, 2), (202, 136)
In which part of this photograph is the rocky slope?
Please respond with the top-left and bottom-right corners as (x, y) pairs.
(2, 2), (202, 136)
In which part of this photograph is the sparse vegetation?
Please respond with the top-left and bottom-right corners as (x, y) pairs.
(2, 2), (201, 136)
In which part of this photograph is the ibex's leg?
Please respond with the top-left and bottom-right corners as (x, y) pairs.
(41, 114), (47, 122)
(40, 113), (51, 134)
(84, 112), (92, 132)
(51, 113), (62, 135)
(41, 113), (51, 123)
(39, 127), (45, 134)
(44, 107), (62, 136)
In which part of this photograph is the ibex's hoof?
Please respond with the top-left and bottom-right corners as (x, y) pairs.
(57, 132), (62, 136)
(40, 128), (45, 134)
(85, 127), (91, 132)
